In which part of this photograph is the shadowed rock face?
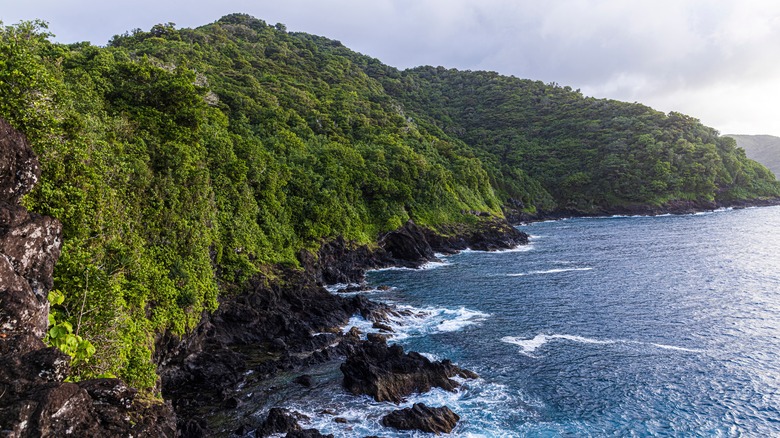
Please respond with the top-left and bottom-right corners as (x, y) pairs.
(382, 403), (460, 434)
(0, 118), (59, 353)
(340, 338), (478, 403)
(0, 118), (40, 205)
(0, 118), (176, 437)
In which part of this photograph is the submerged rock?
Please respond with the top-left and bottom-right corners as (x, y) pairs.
(253, 408), (333, 438)
(257, 408), (304, 436)
(293, 374), (314, 387)
(382, 403), (460, 434)
(340, 338), (478, 403)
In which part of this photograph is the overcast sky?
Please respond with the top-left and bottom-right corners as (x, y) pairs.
(2, 0), (779, 136)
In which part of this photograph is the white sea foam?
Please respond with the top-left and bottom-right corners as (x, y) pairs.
(501, 333), (704, 357)
(324, 283), (352, 293)
(342, 305), (490, 342)
(293, 373), (520, 437)
(648, 342), (704, 353)
(491, 243), (534, 253)
(419, 351), (441, 361)
(324, 283), (396, 295)
(450, 242), (535, 256)
(507, 267), (593, 277)
(366, 257), (450, 273)
(501, 334), (613, 356)
(419, 259), (451, 270)
(367, 265), (417, 273)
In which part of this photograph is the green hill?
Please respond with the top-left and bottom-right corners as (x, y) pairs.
(725, 134), (780, 180)
(1, 15), (778, 389)
(347, 65), (779, 214)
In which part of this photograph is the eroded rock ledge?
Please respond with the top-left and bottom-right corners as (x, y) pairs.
(382, 403), (460, 434)
(159, 217), (524, 436)
(308, 218), (529, 286)
(341, 338), (478, 403)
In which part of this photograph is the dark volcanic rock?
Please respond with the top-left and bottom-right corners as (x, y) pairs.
(422, 217), (529, 254)
(382, 403), (460, 434)
(293, 374), (314, 387)
(157, 267), (388, 434)
(304, 236), (390, 285)
(254, 408), (333, 437)
(0, 117), (176, 437)
(379, 220), (437, 266)
(257, 408), (303, 436)
(300, 216), (529, 289)
(0, 118), (40, 204)
(341, 339), (478, 403)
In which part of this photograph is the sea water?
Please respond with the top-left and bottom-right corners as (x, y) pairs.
(266, 206), (780, 436)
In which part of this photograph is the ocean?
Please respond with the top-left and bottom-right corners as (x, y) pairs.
(254, 206), (780, 437)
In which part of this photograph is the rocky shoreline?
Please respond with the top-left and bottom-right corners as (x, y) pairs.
(0, 117), (529, 437)
(0, 118), (176, 436)
(159, 218), (528, 436)
(4, 114), (779, 437)
(506, 197), (780, 224)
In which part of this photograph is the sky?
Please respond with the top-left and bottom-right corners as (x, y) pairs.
(2, 0), (779, 136)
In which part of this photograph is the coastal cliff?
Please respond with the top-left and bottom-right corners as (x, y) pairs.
(2, 13), (780, 436)
(0, 115), (527, 436)
(158, 215), (527, 435)
(0, 119), (176, 437)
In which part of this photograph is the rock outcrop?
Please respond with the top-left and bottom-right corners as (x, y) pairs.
(340, 338), (478, 403)
(302, 218), (530, 287)
(422, 217), (529, 253)
(0, 118), (176, 437)
(382, 403), (460, 434)
(0, 116), (525, 436)
(157, 266), (389, 435)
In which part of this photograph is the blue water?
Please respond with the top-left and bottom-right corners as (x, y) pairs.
(281, 206), (780, 436)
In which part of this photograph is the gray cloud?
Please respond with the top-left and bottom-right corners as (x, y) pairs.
(2, 0), (779, 135)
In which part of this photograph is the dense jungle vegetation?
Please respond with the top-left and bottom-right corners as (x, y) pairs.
(1, 14), (777, 391)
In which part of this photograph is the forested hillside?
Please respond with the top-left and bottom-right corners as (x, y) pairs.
(343, 65), (779, 213)
(1, 14), (778, 390)
(725, 134), (780, 179)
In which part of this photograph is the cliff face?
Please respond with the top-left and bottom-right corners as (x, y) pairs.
(0, 117), (60, 351)
(0, 118), (176, 437)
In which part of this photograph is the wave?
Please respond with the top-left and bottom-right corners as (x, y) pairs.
(501, 333), (704, 357)
(324, 283), (396, 295)
(367, 265), (417, 273)
(419, 259), (451, 270)
(452, 242), (536, 256)
(501, 334), (613, 356)
(492, 243), (535, 253)
(648, 342), (703, 353)
(291, 378), (520, 438)
(343, 305), (490, 342)
(367, 258), (451, 274)
(507, 267), (592, 277)
(693, 207), (733, 216)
